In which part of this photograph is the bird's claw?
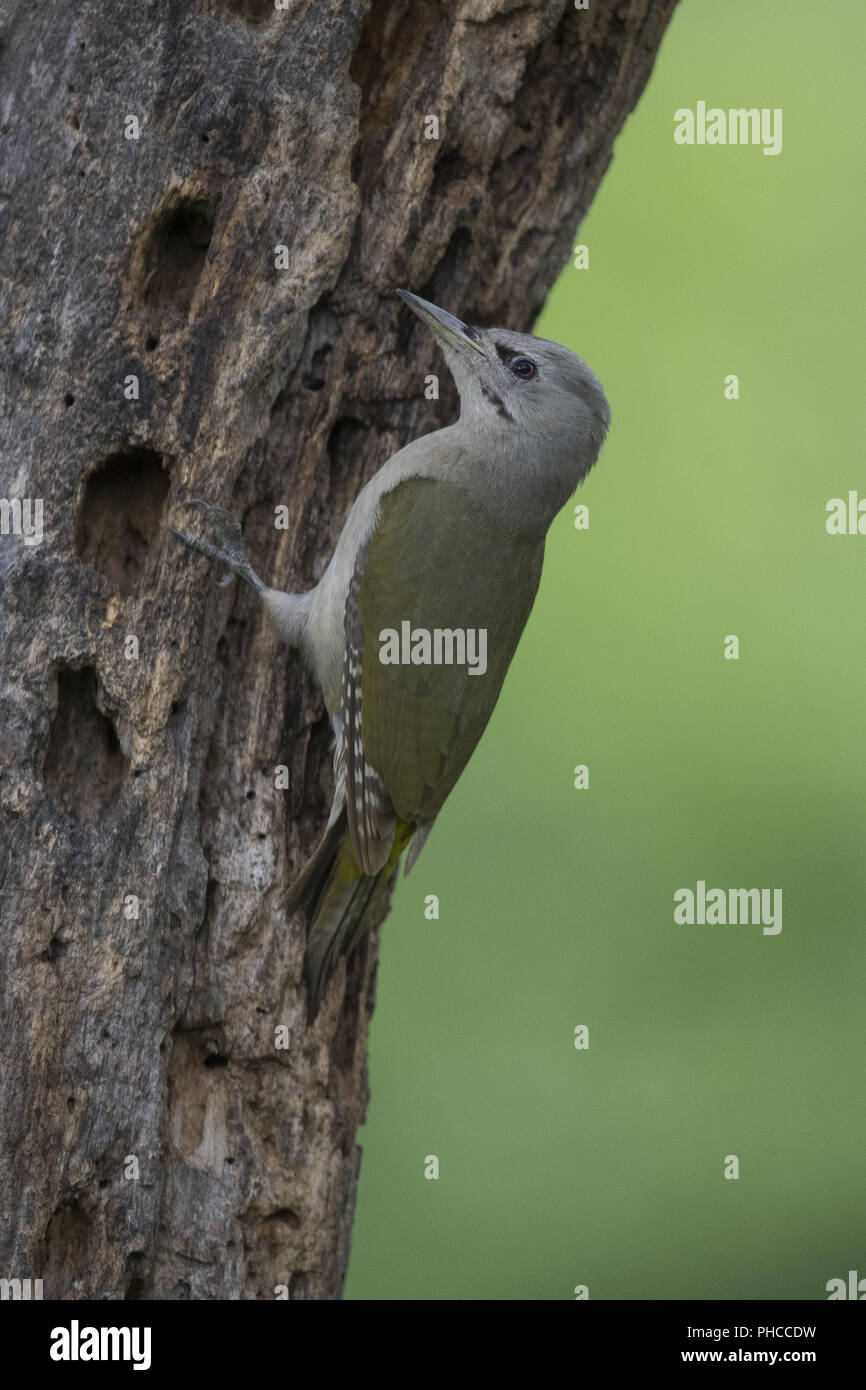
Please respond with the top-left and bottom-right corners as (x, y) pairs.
(171, 499), (265, 593)
(172, 499), (242, 567)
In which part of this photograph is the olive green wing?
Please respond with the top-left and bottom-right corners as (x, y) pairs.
(341, 475), (544, 874)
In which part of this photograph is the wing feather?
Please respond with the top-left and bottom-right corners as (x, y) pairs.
(341, 475), (544, 872)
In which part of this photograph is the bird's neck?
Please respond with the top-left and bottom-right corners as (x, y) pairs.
(444, 418), (586, 538)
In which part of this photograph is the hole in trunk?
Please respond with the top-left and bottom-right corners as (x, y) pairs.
(214, 0), (274, 23)
(76, 447), (169, 596)
(140, 198), (215, 314)
(37, 1201), (93, 1298)
(43, 667), (128, 822)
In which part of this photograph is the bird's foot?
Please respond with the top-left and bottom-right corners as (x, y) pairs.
(171, 499), (265, 592)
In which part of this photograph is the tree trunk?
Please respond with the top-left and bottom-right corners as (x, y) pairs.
(0, 0), (677, 1300)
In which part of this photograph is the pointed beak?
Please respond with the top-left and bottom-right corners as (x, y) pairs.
(397, 289), (487, 356)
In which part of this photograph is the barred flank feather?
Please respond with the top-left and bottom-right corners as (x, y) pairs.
(287, 810), (414, 1016)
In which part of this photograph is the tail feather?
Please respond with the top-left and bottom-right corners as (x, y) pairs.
(284, 813), (347, 920)
(287, 811), (413, 1016)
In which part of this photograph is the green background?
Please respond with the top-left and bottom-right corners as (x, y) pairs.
(346, 0), (865, 1300)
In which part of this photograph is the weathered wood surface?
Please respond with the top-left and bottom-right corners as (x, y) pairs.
(0, 0), (678, 1300)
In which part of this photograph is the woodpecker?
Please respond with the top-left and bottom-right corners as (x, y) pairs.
(173, 291), (610, 1013)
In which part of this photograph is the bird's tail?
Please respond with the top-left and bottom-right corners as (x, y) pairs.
(286, 811), (413, 1016)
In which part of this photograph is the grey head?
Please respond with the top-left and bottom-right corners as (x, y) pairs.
(397, 289), (610, 524)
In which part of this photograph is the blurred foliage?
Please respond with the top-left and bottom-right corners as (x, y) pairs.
(347, 0), (865, 1300)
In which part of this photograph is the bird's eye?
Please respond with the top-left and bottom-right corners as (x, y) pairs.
(510, 356), (537, 380)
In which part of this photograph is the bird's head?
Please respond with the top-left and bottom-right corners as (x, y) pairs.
(397, 289), (610, 500)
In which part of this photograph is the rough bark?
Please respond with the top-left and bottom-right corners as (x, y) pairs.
(0, 0), (678, 1300)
